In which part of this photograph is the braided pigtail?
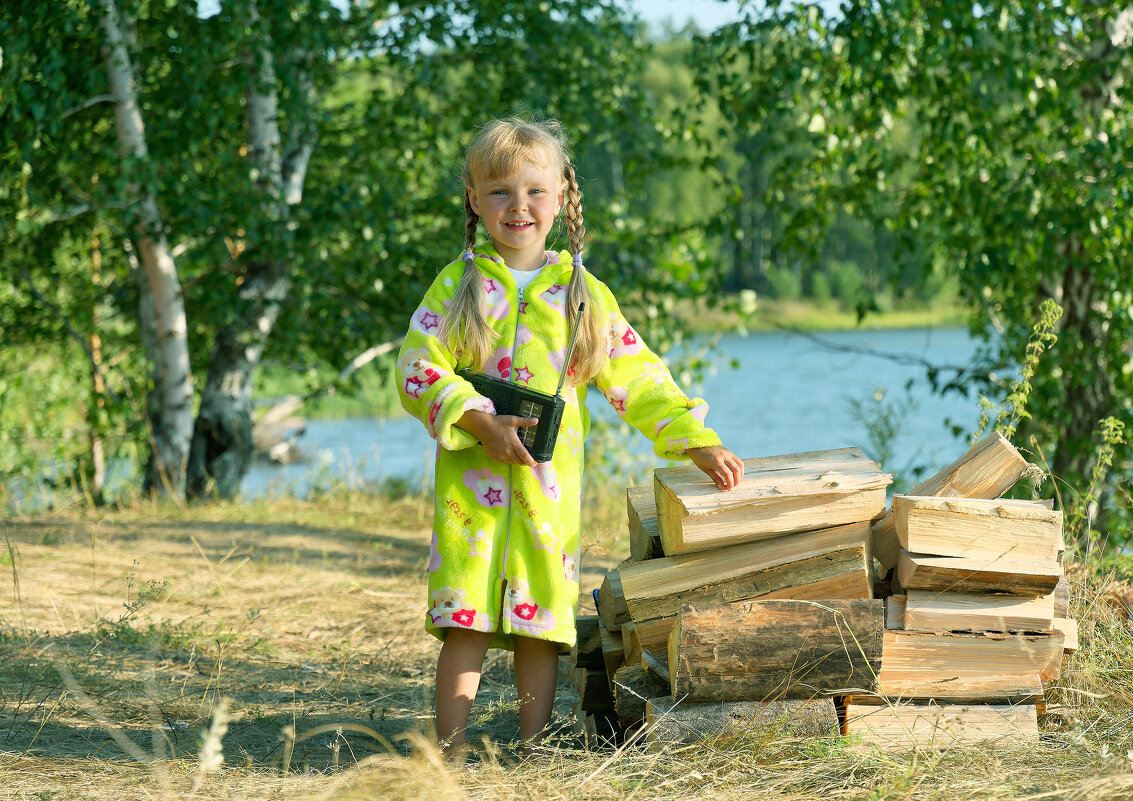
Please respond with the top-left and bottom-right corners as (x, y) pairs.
(437, 193), (496, 368)
(562, 161), (607, 385)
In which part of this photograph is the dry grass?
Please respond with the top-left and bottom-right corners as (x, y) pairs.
(1, 487), (1132, 801)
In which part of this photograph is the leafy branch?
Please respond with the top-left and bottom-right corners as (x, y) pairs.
(971, 298), (1063, 446)
(1068, 416), (1127, 553)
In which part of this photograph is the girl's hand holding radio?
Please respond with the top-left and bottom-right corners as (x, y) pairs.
(458, 409), (539, 467)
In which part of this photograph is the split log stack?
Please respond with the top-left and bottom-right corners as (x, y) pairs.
(578, 447), (893, 745)
(846, 490), (1073, 749)
(568, 434), (1076, 751)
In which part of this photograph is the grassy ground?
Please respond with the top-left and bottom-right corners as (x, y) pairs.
(1, 488), (1132, 801)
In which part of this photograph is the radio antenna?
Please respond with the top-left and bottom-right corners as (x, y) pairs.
(555, 302), (585, 398)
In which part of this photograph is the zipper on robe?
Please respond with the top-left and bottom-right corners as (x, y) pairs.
(498, 282), (525, 622)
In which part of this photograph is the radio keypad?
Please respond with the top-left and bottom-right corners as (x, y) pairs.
(517, 399), (542, 446)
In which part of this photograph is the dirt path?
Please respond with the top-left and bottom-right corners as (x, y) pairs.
(0, 494), (622, 798)
(5, 494), (1126, 801)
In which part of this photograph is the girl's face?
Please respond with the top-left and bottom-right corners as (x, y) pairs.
(467, 157), (565, 271)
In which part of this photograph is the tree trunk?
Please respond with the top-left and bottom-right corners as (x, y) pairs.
(1048, 257), (1114, 507)
(187, 263), (290, 498)
(1043, 19), (1127, 524)
(186, 0), (315, 499)
(99, 0), (193, 498)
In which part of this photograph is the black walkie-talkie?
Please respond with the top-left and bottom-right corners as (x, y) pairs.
(458, 302), (585, 463)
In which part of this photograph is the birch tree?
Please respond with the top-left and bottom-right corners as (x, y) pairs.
(2, 0), (678, 501)
(185, 0), (318, 498)
(98, 0), (193, 496)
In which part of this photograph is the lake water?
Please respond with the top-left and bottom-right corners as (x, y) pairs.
(243, 326), (982, 497)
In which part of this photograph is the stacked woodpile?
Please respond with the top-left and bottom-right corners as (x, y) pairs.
(571, 447), (892, 746)
(568, 434), (1076, 751)
(845, 432), (1072, 748)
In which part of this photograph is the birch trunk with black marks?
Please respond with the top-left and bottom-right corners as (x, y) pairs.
(1048, 254), (1113, 490)
(187, 0), (316, 499)
(99, 0), (193, 498)
(1045, 17), (1128, 509)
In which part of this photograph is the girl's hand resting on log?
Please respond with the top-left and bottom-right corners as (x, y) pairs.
(688, 445), (745, 491)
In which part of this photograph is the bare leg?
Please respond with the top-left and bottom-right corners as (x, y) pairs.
(434, 628), (494, 754)
(513, 635), (562, 752)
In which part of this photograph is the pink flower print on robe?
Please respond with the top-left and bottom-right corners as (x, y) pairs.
(562, 552), (579, 583)
(531, 462), (562, 502)
(607, 316), (644, 359)
(525, 518), (559, 553)
(428, 529), (442, 573)
(547, 349), (579, 390)
(484, 326), (532, 380)
(666, 436), (689, 455)
(410, 305), (444, 335)
(541, 283), (569, 316)
(655, 402), (706, 437)
(463, 467), (508, 509)
(503, 578), (557, 637)
(484, 347), (511, 380)
(605, 386), (629, 416)
(483, 276), (510, 321)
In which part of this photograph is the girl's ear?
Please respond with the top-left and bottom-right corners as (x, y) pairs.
(555, 183), (565, 215)
(467, 186), (480, 215)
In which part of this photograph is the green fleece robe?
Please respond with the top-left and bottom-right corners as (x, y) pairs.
(397, 243), (722, 649)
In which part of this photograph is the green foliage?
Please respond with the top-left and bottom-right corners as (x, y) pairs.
(809, 271), (831, 305)
(994, 299), (1063, 442)
(2, 0), (726, 500)
(766, 266), (802, 301)
(254, 358), (404, 420)
(696, 1), (1133, 539)
(827, 260), (865, 308)
(1068, 417), (1127, 553)
(971, 298), (1063, 445)
(7, 0), (1126, 523)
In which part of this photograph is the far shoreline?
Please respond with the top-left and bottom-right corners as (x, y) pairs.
(254, 302), (973, 423)
(674, 295), (969, 335)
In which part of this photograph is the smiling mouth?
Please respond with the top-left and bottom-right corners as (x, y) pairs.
(505, 222), (534, 230)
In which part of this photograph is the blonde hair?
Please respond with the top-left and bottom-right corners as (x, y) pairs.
(438, 117), (606, 384)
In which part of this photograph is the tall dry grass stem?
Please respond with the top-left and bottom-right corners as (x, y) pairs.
(190, 696), (233, 793)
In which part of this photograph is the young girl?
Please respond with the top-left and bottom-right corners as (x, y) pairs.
(396, 117), (744, 754)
